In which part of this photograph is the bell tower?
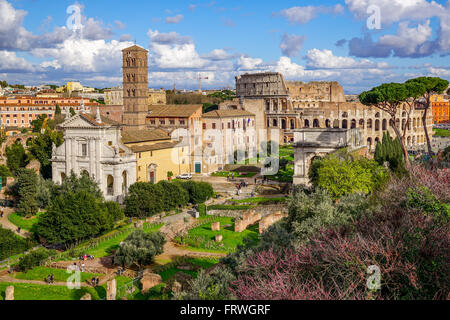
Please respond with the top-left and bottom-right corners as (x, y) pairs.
(122, 45), (149, 130)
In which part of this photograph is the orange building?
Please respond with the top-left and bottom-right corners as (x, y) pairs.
(0, 96), (99, 129)
(432, 96), (450, 124)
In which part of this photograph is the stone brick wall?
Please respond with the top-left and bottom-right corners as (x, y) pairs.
(259, 211), (288, 234)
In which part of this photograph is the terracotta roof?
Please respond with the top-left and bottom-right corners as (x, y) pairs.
(122, 45), (148, 52)
(147, 105), (202, 118)
(80, 113), (121, 127)
(202, 109), (255, 118)
(122, 128), (170, 144)
(128, 141), (185, 153)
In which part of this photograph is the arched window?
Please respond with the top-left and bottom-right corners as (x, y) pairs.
(359, 119), (365, 129)
(367, 119), (372, 129)
(342, 112), (348, 118)
(304, 119), (310, 128)
(313, 119), (320, 128)
(107, 175), (114, 196)
(375, 112), (380, 118)
(375, 119), (380, 131)
(281, 119), (287, 130)
(367, 137), (373, 151)
(342, 119), (348, 129)
(290, 119), (295, 129)
(333, 119), (339, 128)
(325, 119), (331, 128)
(382, 119), (387, 131)
(273, 119), (278, 127)
(402, 119), (406, 130)
(351, 119), (356, 129)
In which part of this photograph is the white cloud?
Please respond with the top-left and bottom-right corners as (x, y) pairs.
(114, 20), (126, 30)
(0, 50), (34, 72)
(428, 67), (450, 77)
(0, 0), (36, 50)
(306, 48), (389, 69)
(345, 0), (450, 57)
(237, 56), (264, 71)
(165, 14), (184, 24)
(280, 33), (306, 57)
(32, 38), (134, 73)
(277, 4), (344, 25)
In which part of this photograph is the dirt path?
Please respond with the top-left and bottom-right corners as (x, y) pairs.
(0, 275), (91, 287)
(0, 208), (31, 238)
(155, 242), (227, 262)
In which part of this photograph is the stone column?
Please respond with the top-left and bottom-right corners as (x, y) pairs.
(89, 138), (96, 178)
(107, 279), (117, 300)
(95, 137), (102, 187)
(5, 286), (14, 300)
(65, 138), (72, 174)
(113, 165), (121, 197)
(71, 138), (78, 174)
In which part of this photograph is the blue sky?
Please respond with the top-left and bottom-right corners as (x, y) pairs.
(1, 0), (449, 93)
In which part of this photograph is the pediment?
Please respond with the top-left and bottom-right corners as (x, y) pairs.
(59, 114), (97, 128)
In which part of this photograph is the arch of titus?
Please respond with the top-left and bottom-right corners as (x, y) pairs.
(293, 128), (363, 186)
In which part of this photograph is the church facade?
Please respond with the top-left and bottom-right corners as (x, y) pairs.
(51, 110), (137, 202)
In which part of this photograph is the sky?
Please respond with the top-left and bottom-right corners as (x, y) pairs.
(0, 0), (449, 93)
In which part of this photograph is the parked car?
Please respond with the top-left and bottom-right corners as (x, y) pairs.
(177, 173), (193, 180)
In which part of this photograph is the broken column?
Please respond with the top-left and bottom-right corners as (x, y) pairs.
(5, 286), (14, 300)
(211, 221), (220, 231)
(106, 279), (117, 300)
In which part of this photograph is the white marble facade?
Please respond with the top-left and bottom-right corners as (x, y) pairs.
(52, 111), (136, 202)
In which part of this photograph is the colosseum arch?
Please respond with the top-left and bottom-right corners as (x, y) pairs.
(359, 119), (365, 129)
(375, 119), (380, 131)
(342, 119), (348, 129)
(382, 119), (387, 131)
(313, 119), (320, 128)
(351, 119), (356, 129)
(367, 119), (373, 129)
(325, 119), (331, 128)
(333, 119), (339, 128)
(304, 119), (310, 128)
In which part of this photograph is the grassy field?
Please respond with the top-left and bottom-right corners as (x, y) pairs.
(0, 282), (107, 300)
(8, 212), (44, 231)
(179, 217), (259, 253)
(433, 128), (450, 137)
(13, 266), (104, 283)
(72, 223), (163, 259)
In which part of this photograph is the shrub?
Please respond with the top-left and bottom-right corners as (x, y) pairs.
(124, 182), (164, 218)
(232, 178), (450, 300)
(374, 131), (406, 174)
(114, 230), (166, 269)
(179, 181), (214, 204)
(35, 190), (114, 246)
(309, 152), (389, 198)
(0, 227), (31, 260)
(15, 169), (39, 217)
(17, 248), (57, 272)
(158, 181), (189, 211)
(179, 265), (236, 300)
(104, 201), (125, 223)
(406, 186), (449, 219)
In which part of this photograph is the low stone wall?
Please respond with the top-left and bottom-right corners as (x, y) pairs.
(235, 210), (261, 233)
(259, 211), (288, 234)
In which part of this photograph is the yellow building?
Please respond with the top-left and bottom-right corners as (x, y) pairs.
(122, 129), (191, 183)
(66, 82), (84, 94)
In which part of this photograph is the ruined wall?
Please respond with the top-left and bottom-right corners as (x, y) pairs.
(235, 210), (262, 233)
(259, 211), (288, 234)
(287, 81), (346, 104)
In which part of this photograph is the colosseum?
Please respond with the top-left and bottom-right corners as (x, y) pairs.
(221, 72), (432, 152)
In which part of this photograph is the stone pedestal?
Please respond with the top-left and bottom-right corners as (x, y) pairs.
(211, 221), (220, 231)
(215, 235), (223, 242)
(80, 293), (92, 300)
(5, 286), (14, 300)
(107, 279), (117, 300)
(141, 270), (162, 294)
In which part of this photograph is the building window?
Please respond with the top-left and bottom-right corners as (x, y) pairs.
(82, 144), (88, 157)
(212, 123), (216, 129)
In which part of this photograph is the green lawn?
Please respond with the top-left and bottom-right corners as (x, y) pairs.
(433, 128), (450, 137)
(8, 212), (44, 231)
(178, 217), (260, 253)
(72, 223), (163, 259)
(13, 266), (104, 283)
(0, 282), (107, 300)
